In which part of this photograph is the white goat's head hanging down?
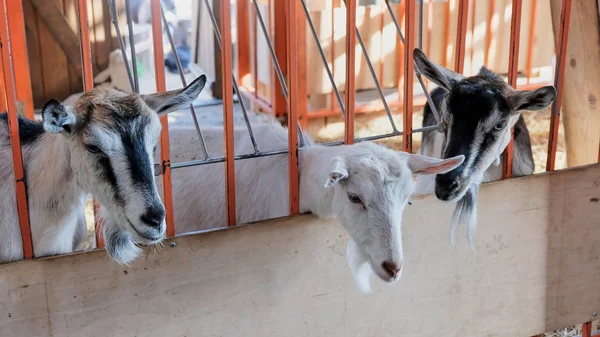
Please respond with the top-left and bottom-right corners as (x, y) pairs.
(413, 48), (556, 247)
(320, 142), (464, 293)
(41, 75), (207, 264)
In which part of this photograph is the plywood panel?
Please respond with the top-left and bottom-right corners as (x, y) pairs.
(0, 164), (599, 337)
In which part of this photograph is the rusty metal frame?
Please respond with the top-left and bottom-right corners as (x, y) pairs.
(0, 0), (33, 259)
(502, 0), (523, 180)
(546, 0), (572, 172)
(403, 0), (415, 153)
(454, 0), (469, 73)
(344, 0), (357, 144)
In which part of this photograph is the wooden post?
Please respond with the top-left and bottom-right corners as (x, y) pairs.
(549, 0), (600, 167)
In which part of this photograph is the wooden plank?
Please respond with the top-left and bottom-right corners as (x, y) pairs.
(1, 164), (599, 337)
(28, 0), (87, 78)
(549, 0), (600, 168)
(21, 0), (45, 108)
(35, 0), (71, 102)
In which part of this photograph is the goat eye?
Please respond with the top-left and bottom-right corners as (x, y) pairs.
(85, 144), (101, 154)
(494, 121), (508, 131)
(347, 193), (362, 205)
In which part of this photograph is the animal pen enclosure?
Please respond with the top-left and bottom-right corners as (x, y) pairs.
(0, 0), (599, 336)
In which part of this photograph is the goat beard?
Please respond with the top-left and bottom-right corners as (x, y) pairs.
(98, 206), (143, 265)
(449, 183), (480, 252)
(346, 239), (374, 294)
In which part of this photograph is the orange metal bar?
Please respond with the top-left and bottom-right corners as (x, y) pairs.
(396, 0), (406, 101)
(330, 0), (338, 112)
(0, 57), (6, 112)
(272, 0), (287, 118)
(454, 0), (468, 73)
(442, 0), (451, 68)
(484, 0), (495, 67)
(286, 0), (300, 215)
(237, 0), (250, 80)
(6, 0), (33, 119)
(502, 0), (523, 180)
(546, 0), (572, 172)
(0, 0), (33, 259)
(425, 0), (433, 89)
(252, 0), (258, 100)
(582, 322), (592, 337)
(344, 0), (357, 145)
(403, 0), (415, 153)
(525, 0), (537, 83)
(76, 0), (104, 248)
(151, 0), (176, 236)
(297, 2), (308, 129)
(469, 0), (476, 74)
(220, 0), (237, 226)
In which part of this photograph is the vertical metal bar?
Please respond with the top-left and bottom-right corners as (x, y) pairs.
(77, 0), (104, 248)
(525, 0), (537, 83)
(125, 0), (139, 93)
(502, 0), (523, 180)
(425, 0), (432, 89)
(271, 0), (287, 118)
(582, 322), (592, 337)
(220, 0), (237, 226)
(455, 0), (469, 73)
(484, 0), (495, 67)
(0, 0), (33, 259)
(331, 0), (339, 115)
(403, 0), (415, 153)
(251, 0), (258, 99)
(237, 0), (251, 81)
(344, 0), (357, 144)
(469, 0), (476, 74)
(395, 0), (405, 101)
(379, 3), (384, 84)
(443, 0), (451, 68)
(418, 0), (423, 50)
(286, 0), (300, 215)
(151, 0), (176, 236)
(297, 1), (308, 129)
(546, 0), (572, 172)
(6, 0), (34, 119)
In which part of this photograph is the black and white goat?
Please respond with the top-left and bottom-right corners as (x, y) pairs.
(412, 48), (556, 248)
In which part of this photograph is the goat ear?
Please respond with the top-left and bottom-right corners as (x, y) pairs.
(42, 99), (77, 134)
(405, 153), (465, 175)
(142, 74), (207, 115)
(508, 85), (556, 113)
(324, 157), (349, 188)
(413, 48), (463, 91)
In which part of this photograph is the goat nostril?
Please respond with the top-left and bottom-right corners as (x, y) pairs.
(140, 207), (165, 228)
(382, 261), (402, 278)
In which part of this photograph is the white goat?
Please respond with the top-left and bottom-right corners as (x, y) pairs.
(0, 75), (207, 264)
(160, 122), (464, 292)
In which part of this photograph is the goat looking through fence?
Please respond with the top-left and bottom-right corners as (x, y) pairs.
(0, 75), (207, 264)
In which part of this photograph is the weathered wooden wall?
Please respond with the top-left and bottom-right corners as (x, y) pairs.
(0, 163), (598, 337)
(22, 0), (120, 108)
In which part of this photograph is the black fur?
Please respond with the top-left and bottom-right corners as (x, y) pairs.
(0, 113), (45, 145)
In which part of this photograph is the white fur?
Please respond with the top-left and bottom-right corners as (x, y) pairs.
(161, 122), (463, 293)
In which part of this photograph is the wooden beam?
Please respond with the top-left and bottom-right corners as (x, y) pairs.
(27, 0), (94, 79)
(549, 0), (600, 167)
(0, 164), (599, 337)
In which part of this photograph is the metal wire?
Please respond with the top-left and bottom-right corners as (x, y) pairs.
(201, 0), (261, 153)
(125, 0), (140, 93)
(171, 149), (289, 170)
(344, 0), (398, 132)
(385, 0), (405, 43)
(107, 0), (135, 92)
(161, 5), (212, 159)
(418, 0), (423, 50)
(300, 0), (346, 116)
